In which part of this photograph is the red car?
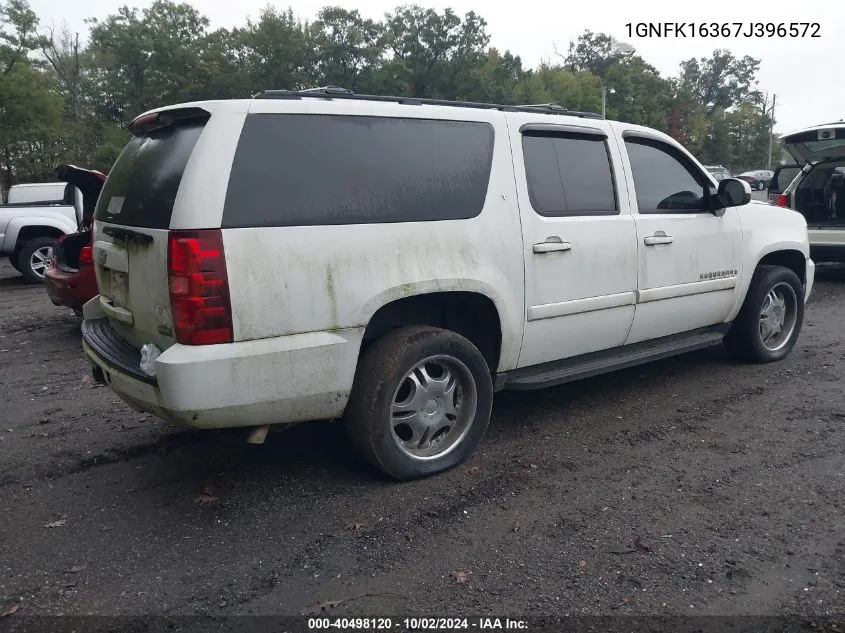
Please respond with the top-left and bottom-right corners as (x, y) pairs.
(44, 165), (107, 316)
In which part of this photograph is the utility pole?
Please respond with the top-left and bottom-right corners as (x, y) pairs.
(766, 94), (777, 170)
(601, 82), (606, 118)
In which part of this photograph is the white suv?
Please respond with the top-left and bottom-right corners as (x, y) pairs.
(82, 88), (815, 480)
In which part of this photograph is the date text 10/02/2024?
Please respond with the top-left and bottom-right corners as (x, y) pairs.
(625, 22), (821, 38)
(307, 617), (529, 630)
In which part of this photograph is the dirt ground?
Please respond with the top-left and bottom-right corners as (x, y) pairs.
(0, 257), (843, 626)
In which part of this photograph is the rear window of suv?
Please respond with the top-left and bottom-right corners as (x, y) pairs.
(94, 116), (207, 229)
(221, 114), (495, 227)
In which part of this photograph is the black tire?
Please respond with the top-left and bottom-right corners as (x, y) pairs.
(18, 237), (56, 284)
(724, 265), (804, 363)
(8, 252), (22, 272)
(344, 326), (494, 481)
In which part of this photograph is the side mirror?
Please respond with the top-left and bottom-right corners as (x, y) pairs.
(714, 178), (752, 213)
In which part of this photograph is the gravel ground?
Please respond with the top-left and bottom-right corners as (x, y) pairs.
(0, 256), (843, 626)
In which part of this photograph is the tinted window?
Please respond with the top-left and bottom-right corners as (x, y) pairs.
(521, 133), (617, 216)
(625, 138), (708, 213)
(772, 166), (801, 192)
(222, 114), (494, 228)
(94, 117), (207, 228)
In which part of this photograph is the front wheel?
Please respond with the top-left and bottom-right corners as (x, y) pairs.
(724, 265), (804, 363)
(344, 326), (493, 480)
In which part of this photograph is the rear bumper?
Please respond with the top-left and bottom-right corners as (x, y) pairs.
(81, 317), (363, 429)
(44, 264), (97, 310)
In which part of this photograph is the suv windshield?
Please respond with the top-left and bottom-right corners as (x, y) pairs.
(94, 115), (208, 229)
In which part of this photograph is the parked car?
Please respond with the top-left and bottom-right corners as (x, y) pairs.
(736, 170), (774, 190)
(81, 89), (814, 480)
(44, 165), (107, 315)
(0, 177), (84, 283)
(704, 165), (731, 181)
(773, 121), (845, 262)
(767, 163), (803, 204)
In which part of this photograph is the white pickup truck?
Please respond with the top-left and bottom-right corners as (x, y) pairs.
(81, 90), (815, 480)
(0, 178), (84, 283)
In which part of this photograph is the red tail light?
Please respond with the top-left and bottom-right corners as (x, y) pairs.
(79, 246), (93, 263)
(776, 194), (788, 207)
(167, 229), (233, 345)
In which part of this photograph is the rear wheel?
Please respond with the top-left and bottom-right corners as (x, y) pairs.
(18, 237), (57, 284)
(724, 265), (804, 363)
(344, 326), (493, 481)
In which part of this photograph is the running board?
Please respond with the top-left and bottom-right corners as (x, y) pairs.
(497, 326), (729, 391)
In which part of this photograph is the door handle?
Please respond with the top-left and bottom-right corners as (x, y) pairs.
(643, 231), (673, 246)
(533, 238), (572, 254)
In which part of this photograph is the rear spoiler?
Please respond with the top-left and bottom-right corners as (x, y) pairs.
(129, 107), (211, 135)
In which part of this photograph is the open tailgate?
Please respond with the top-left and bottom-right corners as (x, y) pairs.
(781, 123), (845, 165)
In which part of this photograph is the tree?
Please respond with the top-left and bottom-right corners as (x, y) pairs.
(676, 50), (761, 115)
(0, 0), (63, 189)
(235, 7), (319, 94)
(602, 56), (672, 130)
(380, 5), (490, 99)
(471, 48), (525, 104)
(40, 23), (82, 118)
(314, 7), (383, 92)
(562, 30), (634, 78)
(86, 0), (212, 123)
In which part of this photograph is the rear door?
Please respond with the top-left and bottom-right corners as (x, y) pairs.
(508, 116), (639, 368)
(92, 106), (226, 350)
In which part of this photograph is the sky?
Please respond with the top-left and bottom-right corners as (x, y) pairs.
(28, 0), (845, 134)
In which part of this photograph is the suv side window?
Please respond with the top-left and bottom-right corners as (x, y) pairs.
(624, 137), (709, 214)
(222, 114), (495, 228)
(521, 131), (618, 216)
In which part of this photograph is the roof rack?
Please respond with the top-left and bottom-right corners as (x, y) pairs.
(251, 87), (604, 120)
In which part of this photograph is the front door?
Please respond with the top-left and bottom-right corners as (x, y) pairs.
(616, 132), (743, 345)
(509, 116), (638, 369)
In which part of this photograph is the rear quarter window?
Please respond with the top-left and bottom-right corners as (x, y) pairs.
(221, 114), (495, 227)
(94, 117), (207, 229)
